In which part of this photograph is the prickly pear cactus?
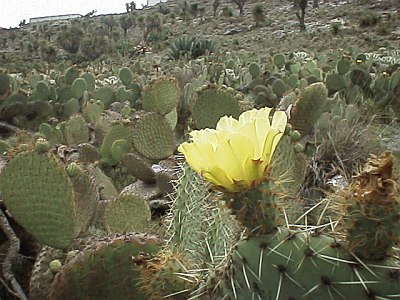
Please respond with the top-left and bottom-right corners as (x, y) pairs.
(142, 77), (181, 115)
(289, 82), (328, 135)
(101, 122), (132, 166)
(336, 152), (400, 260)
(103, 192), (151, 233)
(191, 86), (241, 129)
(49, 233), (162, 300)
(29, 246), (64, 300)
(62, 114), (90, 146)
(220, 228), (400, 300)
(132, 112), (175, 160)
(122, 152), (156, 184)
(0, 144), (98, 249)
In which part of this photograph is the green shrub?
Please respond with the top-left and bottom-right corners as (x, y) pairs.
(222, 6), (233, 17)
(359, 12), (380, 27)
(168, 36), (216, 60)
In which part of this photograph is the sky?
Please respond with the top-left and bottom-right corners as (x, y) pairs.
(0, 0), (153, 28)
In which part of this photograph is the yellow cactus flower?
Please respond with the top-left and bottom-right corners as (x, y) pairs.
(178, 108), (287, 192)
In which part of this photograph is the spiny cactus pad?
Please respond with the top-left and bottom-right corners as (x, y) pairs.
(142, 77), (181, 115)
(103, 192), (151, 233)
(0, 150), (76, 248)
(289, 82), (328, 135)
(122, 152), (156, 184)
(221, 228), (400, 300)
(191, 86), (240, 129)
(49, 233), (162, 300)
(132, 112), (175, 160)
(101, 122), (132, 166)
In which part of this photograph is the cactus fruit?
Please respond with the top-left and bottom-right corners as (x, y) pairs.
(0, 148), (92, 249)
(335, 152), (400, 260)
(220, 228), (400, 300)
(191, 86), (241, 129)
(289, 82), (328, 135)
(142, 77), (181, 116)
(103, 192), (151, 233)
(119, 67), (133, 86)
(49, 233), (162, 300)
(132, 112), (175, 160)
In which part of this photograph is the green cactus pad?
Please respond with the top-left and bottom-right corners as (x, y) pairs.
(81, 72), (96, 92)
(103, 192), (151, 233)
(29, 246), (64, 300)
(94, 86), (116, 108)
(62, 98), (80, 118)
(111, 139), (130, 163)
(64, 67), (81, 85)
(122, 153), (156, 184)
(132, 112), (175, 160)
(326, 73), (346, 91)
(221, 228), (400, 300)
(101, 122), (132, 166)
(62, 114), (89, 146)
(0, 150), (76, 249)
(49, 234), (162, 300)
(83, 99), (104, 125)
(248, 62), (261, 78)
(119, 67), (133, 86)
(273, 53), (286, 67)
(57, 85), (73, 103)
(142, 77), (181, 115)
(0, 73), (11, 96)
(289, 82), (328, 135)
(272, 78), (290, 97)
(71, 78), (87, 99)
(191, 86), (240, 129)
(33, 81), (50, 101)
(337, 58), (351, 75)
(67, 163), (99, 235)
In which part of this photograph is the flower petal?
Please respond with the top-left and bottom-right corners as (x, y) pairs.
(216, 115), (240, 133)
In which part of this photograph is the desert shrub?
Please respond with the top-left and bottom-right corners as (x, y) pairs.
(222, 6), (234, 17)
(359, 12), (380, 27)
(252, 4), (265, 26)
(57, 25), (83, 54)
(168, 36), (216, 60)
